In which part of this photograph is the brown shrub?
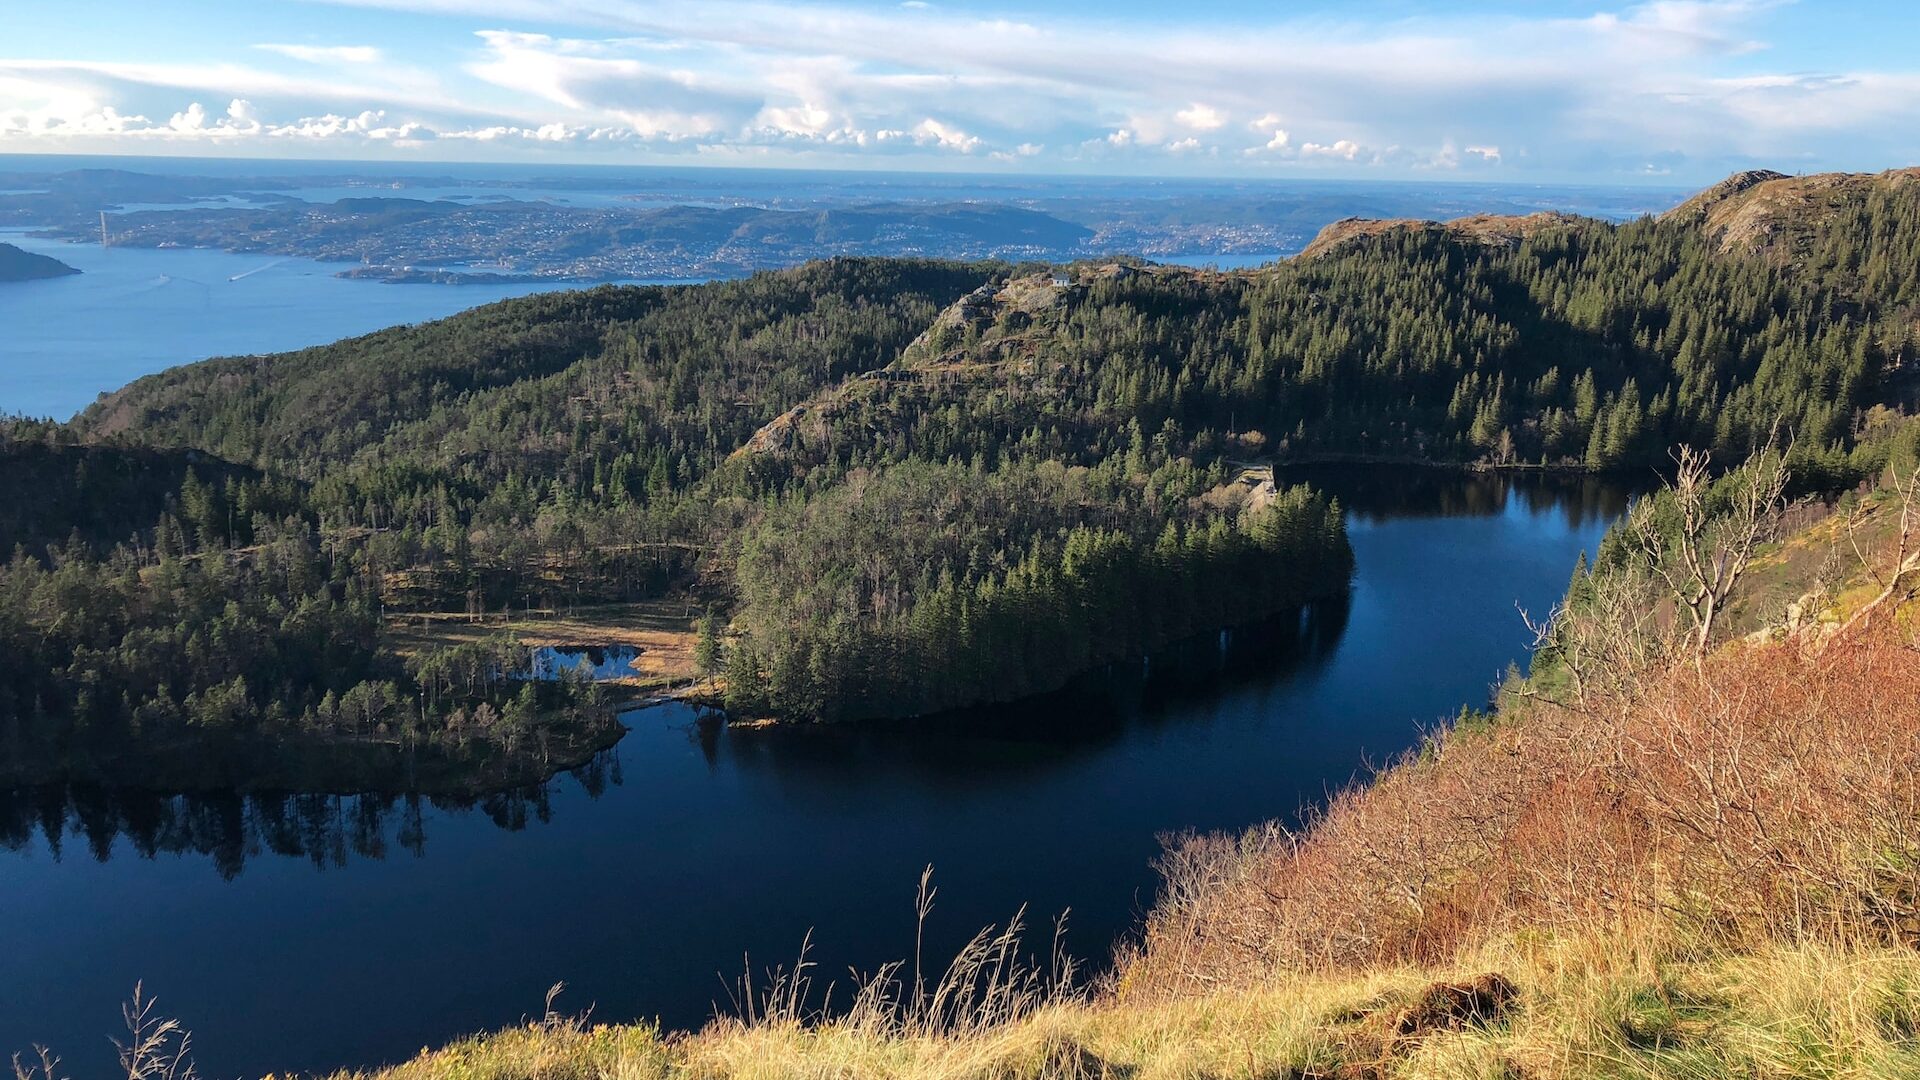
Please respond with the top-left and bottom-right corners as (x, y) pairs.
(1124, 622), (1920, 995)
(1387, 973), (1519, 1037)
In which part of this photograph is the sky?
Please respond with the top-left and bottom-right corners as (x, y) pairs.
(2, 0), (1917, 183)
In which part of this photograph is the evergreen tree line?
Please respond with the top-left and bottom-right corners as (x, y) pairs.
(0, 479), (610, 782)
(739, 208), (1912, 495)
(722, 459), (1350, 720)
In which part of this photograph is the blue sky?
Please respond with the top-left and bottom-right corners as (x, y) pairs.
(3, 1), (1917, 182)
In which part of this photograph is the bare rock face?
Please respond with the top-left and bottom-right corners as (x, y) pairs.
(736, 263), (1180, 465)
(906, 273), (1072, 358)
(1296, 212), (1582, 261)
(736, 402), (809, 458)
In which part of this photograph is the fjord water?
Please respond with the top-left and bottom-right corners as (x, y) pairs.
(0, 469), (1627, 1078)
(0, 232), (693, 420)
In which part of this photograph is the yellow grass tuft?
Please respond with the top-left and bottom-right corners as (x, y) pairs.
(317, 935), (1920, 1080)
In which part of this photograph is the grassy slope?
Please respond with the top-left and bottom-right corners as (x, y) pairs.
(333, 937), (1919, 1080)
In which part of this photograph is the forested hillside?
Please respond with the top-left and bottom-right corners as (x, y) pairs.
(5, 256), (1353, 782)
(725, 461), (1348, 720)
(0, 437), (290, 557)
(8, 168), (1919, 784)
(747, 169), (1915, 484)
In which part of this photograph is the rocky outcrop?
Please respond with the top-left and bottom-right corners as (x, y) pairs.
(1661, 167), (1920, 260)
(902, 264), (1180, 363)
(1296, 211), (1583, 261)
(1659, 169), (1790, 226)
(737, 264), (1181, 465)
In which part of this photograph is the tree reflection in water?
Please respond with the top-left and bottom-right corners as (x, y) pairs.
(0, 750), (624, 880)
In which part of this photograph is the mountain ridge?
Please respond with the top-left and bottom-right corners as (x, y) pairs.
(1295, 209), (1585, 260)
(1292, 166), (1920, 268)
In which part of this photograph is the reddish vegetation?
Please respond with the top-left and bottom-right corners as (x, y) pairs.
(1126, 621), (1920, 993)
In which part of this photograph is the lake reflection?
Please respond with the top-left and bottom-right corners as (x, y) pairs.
(0, 752), (624, 881)
(0, 467), (1629, 1080)
(529, 644), (642, 682)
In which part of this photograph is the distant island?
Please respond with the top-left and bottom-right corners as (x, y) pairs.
(0, 241), (79, 282)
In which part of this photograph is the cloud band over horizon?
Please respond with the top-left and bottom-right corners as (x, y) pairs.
(2, 0), (1916, 182)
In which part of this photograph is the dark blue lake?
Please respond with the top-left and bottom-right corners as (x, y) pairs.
(0, 467), (1628, 1079)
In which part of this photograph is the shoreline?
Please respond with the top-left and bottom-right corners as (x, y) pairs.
(0, 713), (629, 800)
(1271, 449), (1637, 475)
(704, 592), (1354, 731)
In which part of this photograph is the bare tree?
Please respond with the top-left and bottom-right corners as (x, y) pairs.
(1836, 460), (1920, 639)
(1523, 558), (1678, 712)
(1630, 440), (1789, 658)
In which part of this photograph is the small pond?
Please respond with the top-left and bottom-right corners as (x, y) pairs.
(528, 644), (643, 682)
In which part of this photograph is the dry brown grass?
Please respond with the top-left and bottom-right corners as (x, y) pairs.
(1123, 620), (1920, 996)
(323, 935), (1920, 1080)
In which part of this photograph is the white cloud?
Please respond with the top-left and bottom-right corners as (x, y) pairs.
(0, 102), (147, 137)
(167, 102), (208, 132)
(1175, 102), (1226, 131)
(255, 44), (384, 65)
(270, 110), (386, 138)
(462, 29), (755, 139)
(4, 0), (1917, 177)
(752, 101), (834, 137)
(1579, 0), (1774, 58)
(913, 117), (979, 152)
(1301, 139), (1363, 160)
(1241, 112), (1290, 153)
(444, 121), (576, 142)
